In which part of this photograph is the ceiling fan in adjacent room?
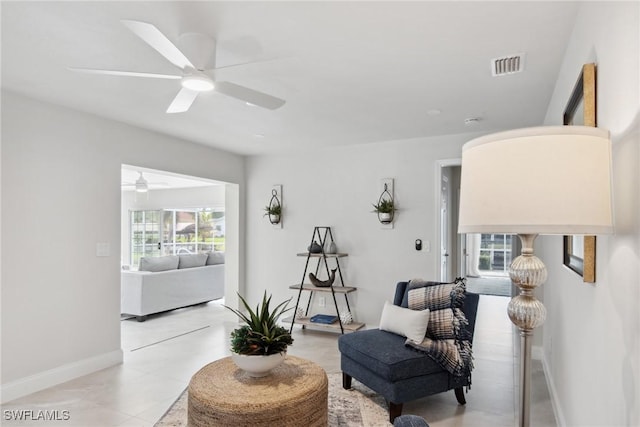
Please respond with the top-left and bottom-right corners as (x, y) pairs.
(69, 20), (286, 113)
(121, 172), (169, 192)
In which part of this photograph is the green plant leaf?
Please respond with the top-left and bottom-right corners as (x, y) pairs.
(264, 204), (281, 216)
(224, 291), (294, 355)
(372, 198), (395, 213)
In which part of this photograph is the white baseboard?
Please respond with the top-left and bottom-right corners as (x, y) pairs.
(1, 349), (123, 404)
(541, 352), (566, 427)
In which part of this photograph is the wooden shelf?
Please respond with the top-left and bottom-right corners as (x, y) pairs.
(282, 316), (365, 333)
(290, 227), (364, 334)
(289, 284), (357, 293)
(296, 252), (348, 258)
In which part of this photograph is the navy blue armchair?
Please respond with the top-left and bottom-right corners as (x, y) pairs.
(338, 281), (480, 423)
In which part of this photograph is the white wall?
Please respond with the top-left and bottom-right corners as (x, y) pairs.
(541, 2), (640, 426)
(1, 91), (245, 402)
(245, 133), (483, 327)
(120, 185), (225, 266)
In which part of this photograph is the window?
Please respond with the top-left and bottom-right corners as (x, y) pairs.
(130, 208), (224, 265)
(130, 210), (161, 266)
(478, 234), (512, 275)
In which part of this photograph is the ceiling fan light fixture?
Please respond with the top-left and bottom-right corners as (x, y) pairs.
(181, 74), (214, 92)
(135, 172), (149, 193)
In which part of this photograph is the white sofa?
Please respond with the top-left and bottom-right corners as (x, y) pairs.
(121, 253), (225, 321)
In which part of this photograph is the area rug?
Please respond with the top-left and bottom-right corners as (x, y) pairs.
(155, 372), (391, 427)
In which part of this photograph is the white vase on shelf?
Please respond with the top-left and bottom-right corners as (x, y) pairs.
(340, 311), (353, 325)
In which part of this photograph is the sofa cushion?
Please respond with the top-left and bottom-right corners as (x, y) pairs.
(379, 301), (430, 343)
(139, 255), (179, 272)
(206, 252), (225, 265)
(338, 329), (446, 382)
(178, 253), (208, 269)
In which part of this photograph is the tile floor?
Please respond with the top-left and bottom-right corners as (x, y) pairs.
(2, 296), (556, 426)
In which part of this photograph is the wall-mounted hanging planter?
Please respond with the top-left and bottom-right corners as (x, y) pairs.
(264, 185), (283, 228)
(372, 178), (395, 229)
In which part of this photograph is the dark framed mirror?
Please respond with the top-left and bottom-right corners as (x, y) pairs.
(562, 63), (596, 283)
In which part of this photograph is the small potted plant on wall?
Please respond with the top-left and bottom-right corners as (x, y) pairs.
(224, 292), (293, 377)
(264, 203), (282, 224)
(372, 199), (396, 224)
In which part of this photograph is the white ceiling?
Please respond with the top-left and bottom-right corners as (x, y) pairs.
(2, 1), (579, 156)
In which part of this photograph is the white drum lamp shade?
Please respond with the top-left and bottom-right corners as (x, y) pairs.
(458, 125), (613, 236)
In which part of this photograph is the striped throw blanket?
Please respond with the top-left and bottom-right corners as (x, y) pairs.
(404, 278), (473, 379)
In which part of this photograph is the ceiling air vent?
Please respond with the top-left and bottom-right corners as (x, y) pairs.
(492, 53), (525, 76)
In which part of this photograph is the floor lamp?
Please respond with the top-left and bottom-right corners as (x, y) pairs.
(458, 126), (613, 427)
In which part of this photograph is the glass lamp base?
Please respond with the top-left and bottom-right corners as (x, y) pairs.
(508, 234), (547, 427)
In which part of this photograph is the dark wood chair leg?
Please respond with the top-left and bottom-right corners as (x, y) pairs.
(342, 372), (352, 390)
(389, 402), (403, 423)
(454, 387), (466, 405)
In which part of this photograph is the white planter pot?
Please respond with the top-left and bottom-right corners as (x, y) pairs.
(269, 214), (281, 224)
(231, 352), (286, 377)
(379, 212), (393, 223)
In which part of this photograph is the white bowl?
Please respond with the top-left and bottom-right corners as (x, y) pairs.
(231, 352), (286, 377)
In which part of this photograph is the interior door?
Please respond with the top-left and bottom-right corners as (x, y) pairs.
(440, 173), (450, 282)
(437, 162), (462, 283)
(459, 232), (467, 278)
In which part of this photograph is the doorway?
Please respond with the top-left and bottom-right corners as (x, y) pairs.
(121, 165), (227, 270)
(436, 160), (462, 282)
(436, 160), (514, 296)
(463, 233), (514, 296)
(119, 164), (240, 349)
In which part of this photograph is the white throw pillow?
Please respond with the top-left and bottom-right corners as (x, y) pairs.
(139, 255), (179, 272)
(379, 301), (430, 343)
(206, 252), (225, 265)
(178, 253), (208, 269)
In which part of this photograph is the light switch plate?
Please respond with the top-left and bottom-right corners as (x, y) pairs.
(96, 242), (110, 257)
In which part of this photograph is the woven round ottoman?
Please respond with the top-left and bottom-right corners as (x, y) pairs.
(188, 355), (328, 427)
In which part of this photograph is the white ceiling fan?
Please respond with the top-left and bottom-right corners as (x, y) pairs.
(69, 20), (285, 113)
(121, 172), (169, 192)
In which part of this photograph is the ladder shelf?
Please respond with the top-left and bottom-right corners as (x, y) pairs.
(286, 226), (364, 334)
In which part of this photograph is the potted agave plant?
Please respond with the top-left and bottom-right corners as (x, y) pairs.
(224, 292), (294, 377)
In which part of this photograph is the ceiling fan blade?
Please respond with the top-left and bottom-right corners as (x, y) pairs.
(121, 20), (195, 70)
(68, 67), (181, 79)
(214, 81), (285, 110)
(122, 181), (168, 187)
(166, 88), (199, 113)
(150, 182), (171, 188)
(210, 57), (283, 72)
